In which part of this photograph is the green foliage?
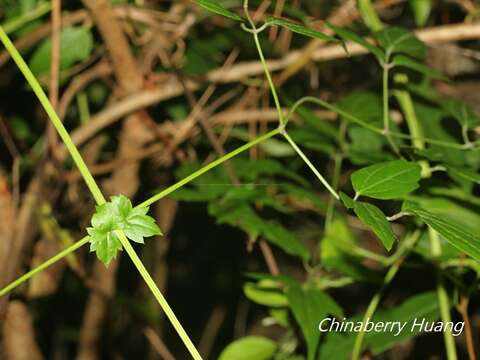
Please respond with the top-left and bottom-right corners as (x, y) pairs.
(351, 160), (422, 200)
(87, 195), (162, 265)
(196, 0), (245, 22)
(375, 27), (426, 58)
(403, 201), (480, 261)
(29, 26), (93, 77)
(266, 16), (337, 42)
(218, 336), (278, 360)
(286, 285), (343, 360)
(340, 193), (396, 250)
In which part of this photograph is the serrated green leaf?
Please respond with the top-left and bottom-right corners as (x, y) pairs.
(445, 165), (480, 184)
(340, 193), (396, 250)
(351, 160), (422, 199)
(403, 201), (480, 261)
(87, 195), (162, 265)
(326, 22), (385, 60)
(287, 285), (343, 360)
(219, 336), (277, 360)
(87, 226), (122, 265)
(375, 27), (426, 58)
(266, 16), (338, 42)
(392, 54), (446, 79)
(196, 0), (245, 22)
(29, 26), (93, 77)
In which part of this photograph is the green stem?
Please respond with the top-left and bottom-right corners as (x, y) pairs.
(0, 236), (89, 297)
(430, 229), (458, 360)
(351, 230), (419, 359)
(382, 62), (400, 154)
(351, 260), (401, 360)
(2, 2), (52, 34)
(287, 96), (471, 150)
(243, 0), (284, 125)
(0, 25), (106, 205)
(115, 231), (203, 360)
(393, 74), (425, 150)
(140, 127), (281, 207)
(396, 72), (457, 360)
(281, 131), (339, 200)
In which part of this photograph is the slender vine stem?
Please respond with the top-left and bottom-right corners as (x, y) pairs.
(351, 230), (419, 360)
(242, 0), (284, 125)
(1, 2), (52, 34)
(115, 230), (202, 360)
(282, 130), (339, 199)
(396, 73), (457, 360)
(382, 59), (400, 155)
(430, 229), (458, 360)
(287, 96), (474, 150)
(351, 259), (402, 360)
(140, 127), (280, 208)
(0, 25), (106, 205)
(0, 236), (90, 297)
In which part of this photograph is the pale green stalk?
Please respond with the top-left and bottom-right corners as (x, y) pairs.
(282, 131), (339, 199)
(382, 57), (400, 154)
(242, 0), (284, 125)
(351, 231), (419, 360)
(430, 229), (458, 360)
(351, 260), (400, 360)
(0, 237), (89, 297)
(287, 96), (471, 150)
(2, 2), (52, 34)
(115, 230), (202, 360)
(243, 0), (339, 199)
(140, 127), (280, 207)
(0, 26), (105, 205)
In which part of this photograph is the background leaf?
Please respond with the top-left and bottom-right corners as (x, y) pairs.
(266, 16), (338, 42)
(218, 336), (277, 360)
(375, 27), (426, 58)
(403, 201), (480, 261)
(287, 285), (343, 360)
(196, 0), (245, 22)
(29, 26), (93, 77)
